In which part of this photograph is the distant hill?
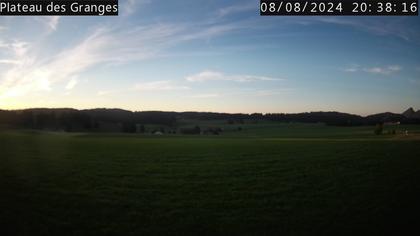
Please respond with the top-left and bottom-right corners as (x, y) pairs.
(403, 107), (416, 117)
(365, 112), (406, 125)
(1, 107), (419, 133)
(402, 107), (420, 119)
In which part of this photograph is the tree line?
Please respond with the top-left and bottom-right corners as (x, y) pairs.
(0, 108), (418, 132)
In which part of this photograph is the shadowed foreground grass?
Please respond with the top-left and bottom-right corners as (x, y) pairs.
(0, 130), (420, 235)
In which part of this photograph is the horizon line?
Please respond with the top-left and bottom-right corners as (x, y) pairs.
(1, 106), (415, 117)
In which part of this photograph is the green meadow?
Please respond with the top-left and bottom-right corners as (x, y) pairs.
(1, 124), (420, 235)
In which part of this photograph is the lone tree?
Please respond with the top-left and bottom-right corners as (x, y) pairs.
(374, 123), (384, 135)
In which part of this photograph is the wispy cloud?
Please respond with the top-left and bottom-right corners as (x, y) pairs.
(0, 40), (31, 61)
(0, 40), (30, 57)
(311, 17), (419, 42)
(217, 1), (256, 17)
(186, 70), (284, 83)
(0, 18), (245, 99)
(121, 0), (151, 16)
(46, 16), (60, 31)
(187, 88), (293, 99)
(177, 22), (247, 42)
(343, 64), (361, 73)
(344, 65), (402, 75)
(33, 16), (61, 32)
(0, 59), (21, 65)
(0, 28), (117, 98)
(134, 80), (190, 91)
(65, 78), (78, 90)
(364, 65), (401, 75)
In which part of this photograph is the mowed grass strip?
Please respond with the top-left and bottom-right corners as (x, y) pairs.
(0, 131), (419, 235)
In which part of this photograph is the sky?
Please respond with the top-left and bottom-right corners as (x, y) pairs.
(0, 0), (419, 115)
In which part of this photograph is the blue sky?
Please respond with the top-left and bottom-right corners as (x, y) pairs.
(0, 0), (419, 115)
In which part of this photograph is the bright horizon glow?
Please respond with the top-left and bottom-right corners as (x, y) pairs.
(1, 0), (420, 116)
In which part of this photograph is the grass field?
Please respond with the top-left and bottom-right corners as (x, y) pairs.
(1, 124), (420, 235)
